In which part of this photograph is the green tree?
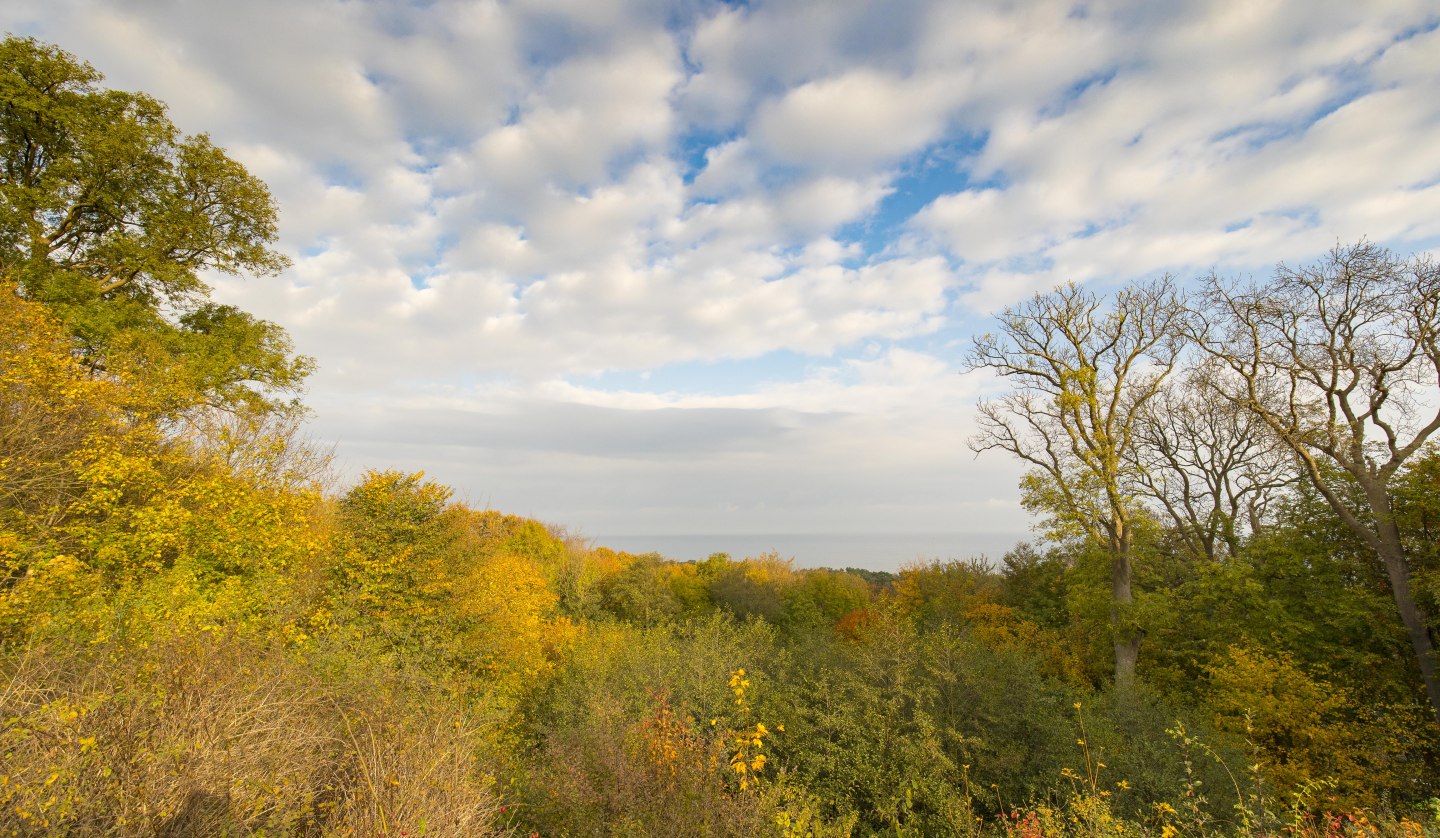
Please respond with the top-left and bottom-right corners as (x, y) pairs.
(780, 569), (871, 634)
(966, 278), (1190, 690)
(330, 470), (459, 658)
(709, 555), (792, 623)
(1139, 491), (1416, 709)
(1198, 241), (1440, 724)
(1394, 445), (1440, 624)
(597, 552), (683, 626)
(0, 35), (309, 411)
(1204, 644), (1431, 808)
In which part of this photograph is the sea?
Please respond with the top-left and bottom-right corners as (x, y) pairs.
(590, 531), (1027, 573)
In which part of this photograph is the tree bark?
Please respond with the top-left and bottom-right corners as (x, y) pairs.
(1363, 484), (1440, 725)
(1111, 528), (1140, 691)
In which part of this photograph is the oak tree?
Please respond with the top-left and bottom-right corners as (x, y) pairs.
(0, 36), (310, 411)
(1127, 361), (1296, 561)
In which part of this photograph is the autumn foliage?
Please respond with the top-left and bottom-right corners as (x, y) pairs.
(4, 280), (1440, 834)
(4, 34), (1440, 837)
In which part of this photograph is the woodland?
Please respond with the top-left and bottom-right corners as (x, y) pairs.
(2, 34), (1440, 837)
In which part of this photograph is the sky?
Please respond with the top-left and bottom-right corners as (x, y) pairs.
(6, 1), (1440, 569)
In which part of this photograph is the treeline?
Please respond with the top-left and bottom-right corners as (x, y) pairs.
(3, 34), (1440, 837)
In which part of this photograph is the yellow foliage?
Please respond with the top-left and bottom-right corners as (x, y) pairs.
(724, 667), (776, 795)
(587, 545), (633, 578)
(1204, 645), (1431, 808)
(1, 287), (127, 625)
(891, 559), (1003, 627)
(325, 475), (577, 694)
(454, 548), (572, 685)
(741, 551), (797, 587)
(963, 601), (1091, 686)
(3, 283), (329, 643)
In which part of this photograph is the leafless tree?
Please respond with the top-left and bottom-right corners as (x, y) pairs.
(1196, 241), (1440, 723)
(966, 278), (1190, 689)
(1127, 361), (1298, 561)
(172, 405), (336, 493)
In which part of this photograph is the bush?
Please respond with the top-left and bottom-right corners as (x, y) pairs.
(0, 630), (503, 836)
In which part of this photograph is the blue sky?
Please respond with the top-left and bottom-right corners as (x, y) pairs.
(6, 0), (1440, 568)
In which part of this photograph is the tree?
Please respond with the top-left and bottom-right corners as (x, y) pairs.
(0, 36), (309, 411)
(333, 470), (456, 614)
(1, 281), (125, 624)
(1393, 446), (1440, 622)
(966, 278), (1189, 689)
(0, 280), (120, 537)
(331, 472), (572, 687)
(1197, 241), (1440, 724)
(1203, 644), (1425, 808)
(1127, 361), (1296, 561)
(597, 552), (683, 626)
(1, 281), (326, 642)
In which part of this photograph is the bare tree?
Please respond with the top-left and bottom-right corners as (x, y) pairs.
(1197, 241), (1440, 723)
(1127, 361), (1297, 561)
(172, 405), (336, 493)
(966, 278), (1190, 689)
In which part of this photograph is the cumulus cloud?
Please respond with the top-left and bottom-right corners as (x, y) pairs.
(750, 69), (958, 172)
(5, 0), (1437, 558)
(909, 2), (1440, 309)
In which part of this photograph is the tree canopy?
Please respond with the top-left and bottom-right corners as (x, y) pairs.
(0, 35), (310, 412)
(1198, 241), (1440, 724)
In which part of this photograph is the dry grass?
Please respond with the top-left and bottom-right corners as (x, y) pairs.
(0, 630), (504, 836)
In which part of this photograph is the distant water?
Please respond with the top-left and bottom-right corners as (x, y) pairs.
(591, 532), (1026, 572)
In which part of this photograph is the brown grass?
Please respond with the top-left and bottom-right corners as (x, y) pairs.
(0, 630), (504, 836)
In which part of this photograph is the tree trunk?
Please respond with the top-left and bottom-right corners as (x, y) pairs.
(1111, 532), (1140, 691)
(1368, 488), (1440, 725)
(1113, 632), (1140, 692)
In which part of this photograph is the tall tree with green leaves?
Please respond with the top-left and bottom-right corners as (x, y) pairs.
(966, 278), (1190, 690)
(0, 35), (310, 412)
(1197, 241), (1440, 725)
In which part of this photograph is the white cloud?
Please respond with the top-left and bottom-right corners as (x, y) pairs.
(908, 2), (1440, 310)
(492, 35), (678, 180)
(6, 0), (1438, 555)
(750, 69), (958, 171)
(678, 2), (903, 129)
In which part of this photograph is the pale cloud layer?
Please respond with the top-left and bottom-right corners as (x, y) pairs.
(5, 0), (1438, 567)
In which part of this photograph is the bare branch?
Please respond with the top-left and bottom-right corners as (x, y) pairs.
(1195, 240), (1440, 723)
